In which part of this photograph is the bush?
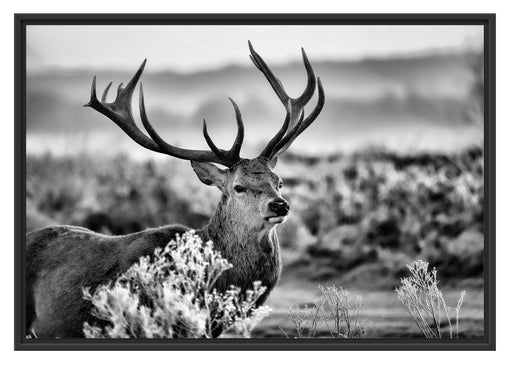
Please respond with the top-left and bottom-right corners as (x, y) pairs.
(27, 146), (484, 285)
(285, 285), (368, 339)
(281, 147), (483, 281)
(284, 260), (467, 339)
(82, 231), (272, 338)
(395, 260), (465, 339)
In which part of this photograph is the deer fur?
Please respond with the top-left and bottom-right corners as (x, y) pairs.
(25, 42), (324, 338)
(26, 158), (283, 338)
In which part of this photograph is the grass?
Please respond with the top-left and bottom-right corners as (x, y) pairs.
(257, 279), (482, 339)
(283, 285), (367, 338)
(80, 238), (474, 339)
(281, 260), (468, 339)
(395, 260), (466, 339)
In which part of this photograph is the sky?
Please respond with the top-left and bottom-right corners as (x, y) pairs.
(26, 25), (483, 74)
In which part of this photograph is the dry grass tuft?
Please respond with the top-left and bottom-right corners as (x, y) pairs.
(285, 285), (368, 338)
(395, 260), (465, 339)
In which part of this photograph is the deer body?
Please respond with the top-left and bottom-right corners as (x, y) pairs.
(27, 201), (281, 338)
(26, 42), (324, 338)
(27, 224), (190, 337)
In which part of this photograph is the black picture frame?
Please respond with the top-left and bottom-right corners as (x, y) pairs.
(14, 13), (496, 351)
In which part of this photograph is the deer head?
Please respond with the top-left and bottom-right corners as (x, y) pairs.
(84, 41), (324, 230)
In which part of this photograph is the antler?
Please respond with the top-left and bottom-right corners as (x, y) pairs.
(84, 59), (244, 168)
(249, 41), (325, 159)
(85, 43), (323, 166)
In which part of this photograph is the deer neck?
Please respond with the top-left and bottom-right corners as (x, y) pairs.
(199, 198), (282, 292)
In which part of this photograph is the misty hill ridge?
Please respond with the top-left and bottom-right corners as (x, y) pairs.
(27, 51), (481, 153)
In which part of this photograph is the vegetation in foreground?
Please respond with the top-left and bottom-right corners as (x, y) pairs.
(396, 260), (465, 339)
(283, 285), (367, 338)
(282, 259), (465, 339)
(78, 230), (465, 340)
(83, 231), (271, 339)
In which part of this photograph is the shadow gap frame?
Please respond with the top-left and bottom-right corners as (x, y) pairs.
(14, 13), (496, 351)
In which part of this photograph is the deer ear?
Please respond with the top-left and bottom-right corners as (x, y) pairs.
(191, 161), (227, 189)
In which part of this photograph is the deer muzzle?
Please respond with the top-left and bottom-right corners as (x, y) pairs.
(268, 198), (290, 217)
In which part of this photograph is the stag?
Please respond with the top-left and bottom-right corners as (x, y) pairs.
(26, 42), (325, 338)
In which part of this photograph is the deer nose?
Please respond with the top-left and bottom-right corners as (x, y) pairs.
(269, 198), (290, 216)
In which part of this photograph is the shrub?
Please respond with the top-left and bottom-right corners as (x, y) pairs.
(27, 146), (484, 284)
(395, 260), (465, 339)
(285, 285), (367, 338)
(82, 231), (271, 338)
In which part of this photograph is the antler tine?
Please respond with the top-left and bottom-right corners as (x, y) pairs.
(202, 119), (223, 158)
(84, 59), (161, 152)
(293, 79), (325, 136)
(228, 98), (245, 159)
(139, 84), (230, 165)
(260, 100), (292, 158)
(297, 48), (317, 106)
(271, 77), (325, 157)
(251, 41), (320, 159)
(249, 41), (316, 113)
(248, 41), (288, 104)
(201, 98), (245, 163)
(85, 59), (244, 167)
(84, 75), (97, 107)
(101, 82), (113, 103)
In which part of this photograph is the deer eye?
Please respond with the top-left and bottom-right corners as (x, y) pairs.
(234, 185), (247, 193)
(278, 181), (283, 189)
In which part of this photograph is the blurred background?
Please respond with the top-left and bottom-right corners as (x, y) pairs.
(26, 25), (484, 338)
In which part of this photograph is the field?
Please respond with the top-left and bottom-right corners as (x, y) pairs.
(26, 146), (484, 338)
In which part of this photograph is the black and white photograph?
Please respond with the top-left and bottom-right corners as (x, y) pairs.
(15, 14), (495, 350)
